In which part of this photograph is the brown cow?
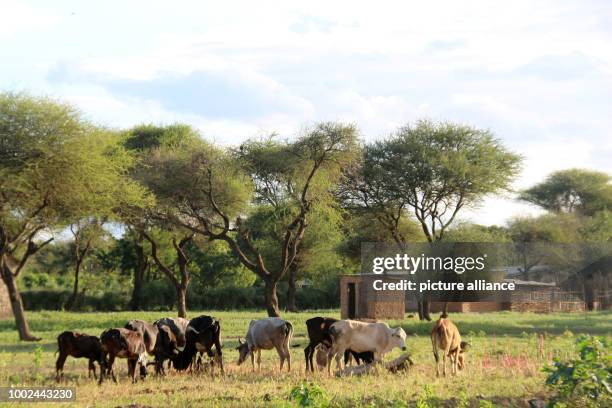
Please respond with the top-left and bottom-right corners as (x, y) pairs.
(55, 331), (104, 382)
(431, 314), (469, 377)
(99, 328), (148, 384)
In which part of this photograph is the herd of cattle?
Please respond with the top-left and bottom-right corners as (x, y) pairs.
(55, 313), (468, 383)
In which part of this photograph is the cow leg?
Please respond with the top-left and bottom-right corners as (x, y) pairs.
(127, 359), (135, 383)
(344, 350), (352, 366)
(106, 354), (117, 384)
(433, 348), (440, 377)
(88, 359), (97, 379)
(216, 349), (224, 375)
(304, 344), (312, 373)
(257, 350), (262, 372)
(55, 352), (67, 383)
(442, 353), (447, 377)
(277, 346), (284, 371)
(326, 345), (336, 375)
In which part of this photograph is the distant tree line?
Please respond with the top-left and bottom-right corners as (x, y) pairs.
(1, 92), (610, 340)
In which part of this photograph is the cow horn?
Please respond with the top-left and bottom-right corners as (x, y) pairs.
(238, 338), (244, 345)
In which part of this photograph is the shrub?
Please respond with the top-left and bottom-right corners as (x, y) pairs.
(543, 335), (611, 407)
(289, 381), (329, 407)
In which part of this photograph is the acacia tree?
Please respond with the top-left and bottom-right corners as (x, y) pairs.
(156, 123), (358, 316)
(122, 124), (201, 314)
(520, 169), (612, 216)
(0, 93), (146, 340)
(340, 119), (521, 319)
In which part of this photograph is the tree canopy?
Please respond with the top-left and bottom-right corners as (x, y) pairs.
(520, 169), (612, 216)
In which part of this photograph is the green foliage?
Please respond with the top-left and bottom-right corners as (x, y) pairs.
(520, 168), (612, 216)
(544, 335), (612, 407)
(415, 385), (436, 408)
(341, 119), (521, 242)
(289, 381), (330, 408)
(33, 344), (43, 369)
(444, 222), (510, 243)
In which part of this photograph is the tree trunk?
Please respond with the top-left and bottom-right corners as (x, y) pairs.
(416, 296), (432, 321)
(1, 265), (39, 341)
(129, 241), (147, 311)
(65, 260), (81, 310)
(422, 296), (431, 321)
(285, 264), (298, 312)
(264, 279), (281, 317)
(176, 285), (187, 318)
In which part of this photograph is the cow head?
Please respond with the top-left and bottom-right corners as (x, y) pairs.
(458, 341), (469, 370)
(235, 338), (251, 365)
(391, 327), (407, 351)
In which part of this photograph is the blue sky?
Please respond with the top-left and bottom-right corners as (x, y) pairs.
(2, 0), (611, 225)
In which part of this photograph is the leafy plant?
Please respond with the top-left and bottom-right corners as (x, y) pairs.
(415, 385), (436, 408)
(33, 345), (43, 369)
(289, 381), (330, 408)
(543, 335), (611, 407)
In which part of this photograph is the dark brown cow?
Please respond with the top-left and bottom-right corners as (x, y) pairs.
(99, 328), (148, 384)
(55, 331), (104, 382)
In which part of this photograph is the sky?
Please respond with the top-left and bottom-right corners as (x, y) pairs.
(2, 0), (611, 226)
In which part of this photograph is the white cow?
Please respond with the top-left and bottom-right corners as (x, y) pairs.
(327, 320), (407, 374)
(236, 317), (293, 372)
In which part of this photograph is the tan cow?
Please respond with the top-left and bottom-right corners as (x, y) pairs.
(431, 314), (468, 377)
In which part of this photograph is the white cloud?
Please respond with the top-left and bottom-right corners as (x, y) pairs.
(1, 0), (611, 225)
(0, 1), (59, 36)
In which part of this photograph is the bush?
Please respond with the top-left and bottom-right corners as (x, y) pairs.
(21, 289), (129, 311)
(21, 280), (339, 311)
(289, 381), (329, 407)
(543, 335), (612, 407)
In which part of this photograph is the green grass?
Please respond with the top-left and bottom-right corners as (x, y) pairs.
(0, 310), (610, 407)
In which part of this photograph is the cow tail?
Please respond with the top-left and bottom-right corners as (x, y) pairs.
(284, 321), (293, 346)
(431, 327), (439, 362)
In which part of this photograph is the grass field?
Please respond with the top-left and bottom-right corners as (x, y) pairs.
(0, 310), (610, 407)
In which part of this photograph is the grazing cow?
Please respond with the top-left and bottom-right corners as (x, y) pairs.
(431, 314), (468, 377)
(55, 331), (105, 382)
(171, 315), (223, 374)
(125, 319), (178, 375)
(155, 317), (190, 349)
(304, 317), (373, 372)
(327, 320), (407, 374)
(99, 328), (148, 384)
(236, 317), (293, 372)
(124, 320), (158, 354)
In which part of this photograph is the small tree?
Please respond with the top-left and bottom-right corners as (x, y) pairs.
(64, 218), (107, 310)
(122, 124), (201, 316)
